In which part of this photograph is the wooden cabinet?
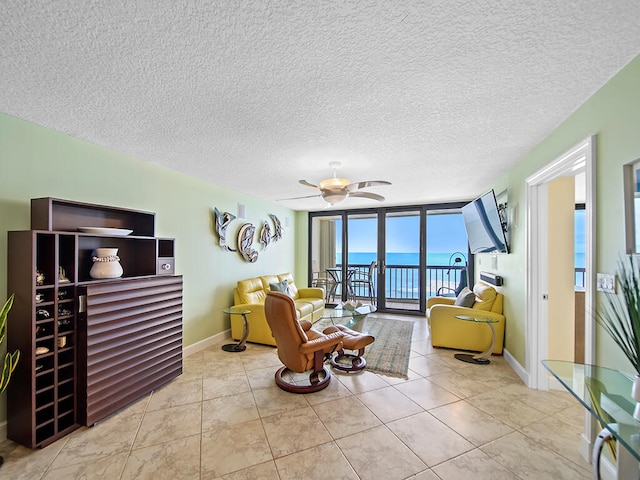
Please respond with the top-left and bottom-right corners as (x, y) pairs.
(7, 198), (182, 448)
(78, 276), (183, 426)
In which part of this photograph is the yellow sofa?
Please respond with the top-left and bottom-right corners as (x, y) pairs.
(231, 272), (325, 346)
(427, 281), (505, 354)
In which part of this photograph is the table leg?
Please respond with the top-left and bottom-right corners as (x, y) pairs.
(615, 424), (640, 479)
(454, 322), (496, 365)
(222, 313), (249, 352)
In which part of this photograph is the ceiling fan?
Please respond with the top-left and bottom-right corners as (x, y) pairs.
(283, 162), (391, 206)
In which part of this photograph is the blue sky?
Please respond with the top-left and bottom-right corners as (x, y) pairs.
(337, 213), (468, 254)
(335, 210), (585, 265)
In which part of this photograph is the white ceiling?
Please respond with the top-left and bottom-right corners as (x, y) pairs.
(1, 1), (639, 211)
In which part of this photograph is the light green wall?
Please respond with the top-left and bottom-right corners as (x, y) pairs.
(0, 113), (297, 424)
(492, 53), (640, 370)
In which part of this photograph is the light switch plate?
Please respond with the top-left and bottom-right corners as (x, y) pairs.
(597, 273), (616, 293)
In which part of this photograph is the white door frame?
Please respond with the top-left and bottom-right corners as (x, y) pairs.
(524, 135), (597, 464)
(525, 135), (596, 390)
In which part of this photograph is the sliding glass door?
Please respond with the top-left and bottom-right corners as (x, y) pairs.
(346, 212), (378, 305)
(425, 210), (470, 298)
(383, 210), (422, 311)
(308, 202), (468, 314)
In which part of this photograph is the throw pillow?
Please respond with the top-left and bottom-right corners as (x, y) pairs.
(454, 287), (475, 308)
(270, 279), (292, 297)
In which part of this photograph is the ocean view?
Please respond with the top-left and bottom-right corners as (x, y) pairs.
(337, 252), (464, 266)
(338, 251), (586, 267)
(335, 251), (586, 299)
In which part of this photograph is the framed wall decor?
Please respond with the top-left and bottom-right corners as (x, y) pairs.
(623, 158), (640, 254)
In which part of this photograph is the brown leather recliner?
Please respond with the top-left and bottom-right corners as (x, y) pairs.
(264, 291), (344, 393)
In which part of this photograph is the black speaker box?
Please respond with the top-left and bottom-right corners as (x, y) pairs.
(480, 271), (503, 286)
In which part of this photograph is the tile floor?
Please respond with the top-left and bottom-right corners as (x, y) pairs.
(0, 312), (592, 479)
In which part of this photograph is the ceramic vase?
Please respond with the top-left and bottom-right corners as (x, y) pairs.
(632, 374), (640, 421)
(90, 248), (123, 279)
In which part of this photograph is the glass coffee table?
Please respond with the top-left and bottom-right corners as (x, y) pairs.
(319, 304), (376, 332)
(453, 315), (499, 364)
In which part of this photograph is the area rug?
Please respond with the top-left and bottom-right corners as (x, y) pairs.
(314, 315), (414, 379)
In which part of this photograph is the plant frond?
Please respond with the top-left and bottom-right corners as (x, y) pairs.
(0, 350), (19, 394)
(0, 294), (15, 344)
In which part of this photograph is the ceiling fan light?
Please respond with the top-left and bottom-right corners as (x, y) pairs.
(319, 177), (350, 189)
(323, 192), (348, 205)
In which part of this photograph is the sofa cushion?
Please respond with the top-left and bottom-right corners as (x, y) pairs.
(237, 277), (267, 304)
(295, 300), (313, 318)
(278, 273), (299, 299)
(472, 282), (497, 311)
(296, 297), (325, 311)
(270, 279), (292, 297)
(261, 275), (280, 290)
(454, 287), (475, 307)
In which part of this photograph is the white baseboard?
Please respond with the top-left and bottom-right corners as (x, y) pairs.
(0, 329), (233, 442)
(503, 348), (530, 386)
(183, 329), (231, 357)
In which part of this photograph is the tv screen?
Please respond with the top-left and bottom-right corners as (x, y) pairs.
(461, 190), (509, 254)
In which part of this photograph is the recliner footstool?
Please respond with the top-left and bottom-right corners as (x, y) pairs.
(323, 324), (375, 372)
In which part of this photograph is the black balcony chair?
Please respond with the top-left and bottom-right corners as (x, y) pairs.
(436, 267), (468, 297)
(311, 270), (335, 302)
(349, 261), (376, 305)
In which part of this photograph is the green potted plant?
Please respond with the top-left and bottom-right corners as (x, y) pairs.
(0, 294), (19, 467)
(596, 256), (640, 419)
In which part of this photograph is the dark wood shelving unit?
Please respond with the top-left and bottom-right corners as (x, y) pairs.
(7, 198), (182, 448)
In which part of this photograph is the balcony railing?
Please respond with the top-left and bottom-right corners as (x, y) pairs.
(345, 263), (588, 301)
(347, 263), (465, 301)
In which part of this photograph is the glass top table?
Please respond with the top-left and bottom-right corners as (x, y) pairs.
(454, 315), (499, 365)
(222, 307), (251, 352)
(319, 304), (376, 331)
(542, 360), (640, 478)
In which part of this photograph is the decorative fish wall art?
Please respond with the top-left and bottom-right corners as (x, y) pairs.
(260, 221), (272, 248)
(213, 208), (237, 252)
(212, 208), (284, 262)
(238, 223), (258, 263)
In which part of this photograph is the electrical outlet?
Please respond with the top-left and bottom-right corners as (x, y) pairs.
(597, 273), (616, 293)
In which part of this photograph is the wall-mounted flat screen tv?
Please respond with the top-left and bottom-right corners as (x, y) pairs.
(461, 190), (509, 254)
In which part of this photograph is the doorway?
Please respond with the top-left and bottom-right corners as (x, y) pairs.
(525, 135), (596, 390)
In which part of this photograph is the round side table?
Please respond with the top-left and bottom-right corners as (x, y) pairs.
(222, 307), (251, 352)
(453, 315), (499, 365)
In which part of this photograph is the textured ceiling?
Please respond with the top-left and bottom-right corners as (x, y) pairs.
(1, 1), (639, 211)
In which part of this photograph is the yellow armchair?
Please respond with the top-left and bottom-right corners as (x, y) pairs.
(427, 281), (505, 354)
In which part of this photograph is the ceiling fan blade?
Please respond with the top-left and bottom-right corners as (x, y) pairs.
(299, 179), (319, 189)
(347, 180), (391, 191)
(350, 191), (385, 201)
(277, 193), (322, 201)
